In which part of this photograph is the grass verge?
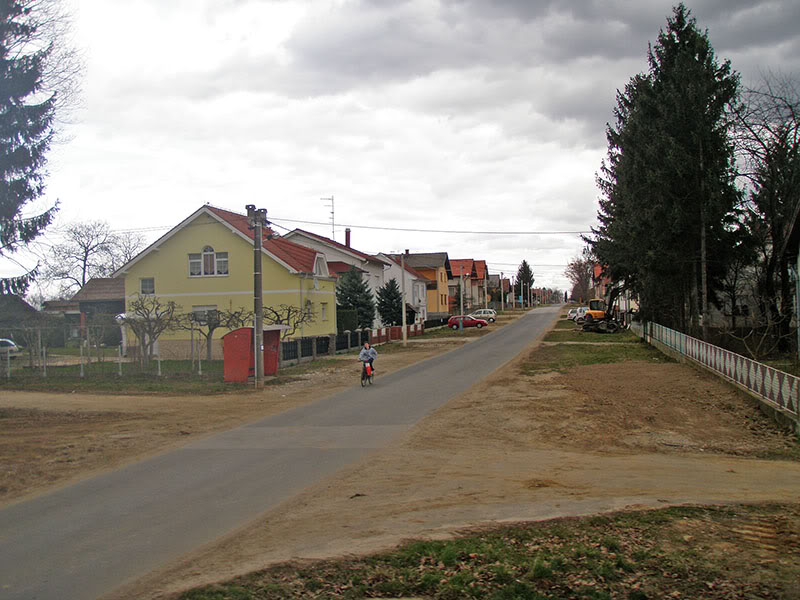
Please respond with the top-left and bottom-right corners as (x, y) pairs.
(179, 503), (800, 600)
(543, 329), (640, 344)
(520, 341), (671, 375)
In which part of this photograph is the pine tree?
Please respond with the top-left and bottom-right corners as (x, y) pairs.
(1, 0), (61, 294)
(376, 277), (403, 326)
(589, 4), (740, 334)
(516, 260), (534, 306)
(336, 267), (375, 329)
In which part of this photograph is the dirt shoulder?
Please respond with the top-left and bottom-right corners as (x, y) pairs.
(0, 334), (488, 506)
(108, 316), (800, 600)
(0, 311), (532, 506)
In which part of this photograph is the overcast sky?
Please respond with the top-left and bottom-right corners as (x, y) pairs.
(8, 0), (800, 293)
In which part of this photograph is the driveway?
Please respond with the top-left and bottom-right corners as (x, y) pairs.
(0, 307), (559, 600)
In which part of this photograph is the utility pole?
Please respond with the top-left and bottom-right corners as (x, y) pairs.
(459, 273), (464, 331)
(484, 270), (488, 309)
(500, 272), (504, 312)
(401, 249), (408, 347)
(247, 204), (268, 389)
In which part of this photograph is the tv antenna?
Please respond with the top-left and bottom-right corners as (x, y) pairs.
(321, 196), (334, 240)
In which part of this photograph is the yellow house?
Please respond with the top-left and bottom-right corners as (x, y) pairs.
(113, 205), (337, 359)
(387, 252), (452, 319)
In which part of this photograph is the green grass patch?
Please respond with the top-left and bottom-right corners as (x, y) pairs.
(554, 319), (580, 330)
(178, 503), (800, 600)
(521, 340), (671, 375)
(543, 329), (640, 344)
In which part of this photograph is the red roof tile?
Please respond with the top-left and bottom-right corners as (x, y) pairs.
(327, 261), (365, 277)
(450, 259), (476, 277)
(206, 206), (319, 273)
(474, 260), (487, 279)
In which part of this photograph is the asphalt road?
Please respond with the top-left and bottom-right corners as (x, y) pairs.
(0, 306), (559, 600)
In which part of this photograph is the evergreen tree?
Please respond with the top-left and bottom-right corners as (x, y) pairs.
(0, 0), (63, 294)
(376, 277), (403, 326)
(336, 267), (375, 329)
(515, 260), (534, 306)
(589, 4), (740, 334)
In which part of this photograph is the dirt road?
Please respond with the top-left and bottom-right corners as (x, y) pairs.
(110, 326), (800, 599)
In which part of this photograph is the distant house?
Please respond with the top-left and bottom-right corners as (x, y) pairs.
(376, 253), (430, 323)
(112, 205), (337, 359)
(0, 294), (39, 341)
(449, 258), (489, 311)
(283, 227), (392, 326)
(387, 252), (452, 320)
(69, 278), (126, 346)
(449, 259), (477, 311)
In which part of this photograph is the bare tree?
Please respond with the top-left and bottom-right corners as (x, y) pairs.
(734, 73), (800, 352)
(178, 307), (252, 361)
(263, 304), (316, 339)
(42, 221), (145, 293)
(119, 295), (181, 366)
(564, 249), (594, 303)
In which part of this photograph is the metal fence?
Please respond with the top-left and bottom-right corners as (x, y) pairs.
(632, 320), (799, 432)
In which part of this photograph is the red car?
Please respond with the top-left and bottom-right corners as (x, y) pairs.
(448, 315), (489, 329)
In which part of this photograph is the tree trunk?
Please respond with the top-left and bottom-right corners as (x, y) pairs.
(700, 204), (709, 341)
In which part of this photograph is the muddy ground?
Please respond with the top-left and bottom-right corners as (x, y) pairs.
(107, 336), (800, 599)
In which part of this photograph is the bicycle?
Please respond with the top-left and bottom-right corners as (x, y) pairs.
(360, 361), (374, 387)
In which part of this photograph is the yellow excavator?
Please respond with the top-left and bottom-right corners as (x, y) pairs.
(582, 287), (621, 334)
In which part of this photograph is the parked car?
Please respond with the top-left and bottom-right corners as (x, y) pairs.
(469, 308), (497, 322)
(573, 307), (588, 323)
(567, 308), (578, 320)
(0, 338), (22, 360)
(448, 315), (489, 329)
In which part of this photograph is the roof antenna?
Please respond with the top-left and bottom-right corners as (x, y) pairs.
(321, 196), (334, 240)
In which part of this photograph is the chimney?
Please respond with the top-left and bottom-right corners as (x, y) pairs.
(345, 228), (351, 248)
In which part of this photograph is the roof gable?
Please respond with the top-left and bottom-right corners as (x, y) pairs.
(285, 229), (390, 266)
(71, 278), (125, 302)
(114, 205), (327, 276)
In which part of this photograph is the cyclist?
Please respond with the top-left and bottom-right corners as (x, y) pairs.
(358, 342), (377, 377)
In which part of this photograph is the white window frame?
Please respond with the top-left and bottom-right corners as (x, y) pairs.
(321, 302), (328, 321)
(140, 277), (155, 295)
(190, 246), (228, 277)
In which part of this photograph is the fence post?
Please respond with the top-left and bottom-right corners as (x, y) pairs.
(294, 339), (301, 361)
(157, 356), (162, 376)
(118, 344), (122, 376)
(328, 333), (336, 356)
(198, 355), (203, 376)
(6, 349), (9, 379)
(80, 342), (85, 378)
(311, 337), (317, 360)
(43, 347), (47, 378)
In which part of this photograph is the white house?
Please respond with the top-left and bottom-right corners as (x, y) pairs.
(376, 252), (430, 323)
(283, 227), (393, 325)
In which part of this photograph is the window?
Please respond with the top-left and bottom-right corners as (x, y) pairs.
(321, 302), (328, 321)
(189, 254), (202, 276)
(192, 305), (217, 324)
(189, 246), (228, 276)
(140, 278), (155, 295)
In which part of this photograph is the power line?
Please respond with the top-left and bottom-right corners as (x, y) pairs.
(268, 216), (589, 235)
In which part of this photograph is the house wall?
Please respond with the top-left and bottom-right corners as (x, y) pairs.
(121, 212), (337, 357)
(284, 233), (388, 326)
(416, 266), (449, 316)
(378, 254), (427, 323)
